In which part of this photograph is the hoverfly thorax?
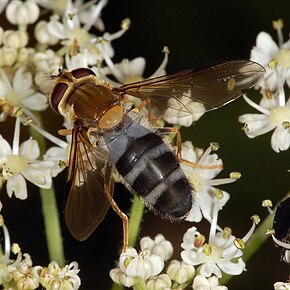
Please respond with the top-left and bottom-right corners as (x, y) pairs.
(49, 67), (124, 130)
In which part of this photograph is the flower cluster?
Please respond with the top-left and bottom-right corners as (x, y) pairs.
(239, 19), (290, 152)
(0, 0), (288, 290)
(0, 216), (80, 290)
(111, 198), (259, 289)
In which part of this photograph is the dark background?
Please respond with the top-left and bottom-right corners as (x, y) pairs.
(1, 0), (290, 289)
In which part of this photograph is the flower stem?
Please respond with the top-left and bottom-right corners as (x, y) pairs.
(29, 116), (65, 266)
(128, 195), (145, 247)
(39, 187), (65, 266)
(220, 212), (274, 285)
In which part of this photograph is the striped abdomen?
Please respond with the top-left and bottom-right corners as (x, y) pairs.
(103, 115), (193, 220)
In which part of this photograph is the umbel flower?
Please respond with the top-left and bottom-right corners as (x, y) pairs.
(240, 19), (290, 152)
(0, 117), (58, 202)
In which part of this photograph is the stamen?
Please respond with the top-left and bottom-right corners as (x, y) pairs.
(272, 19), (284, 47)
(2, 224), (11, 263)
(242, 217), (259, 243)
(104, 18), (130, 42)
(208, 198), (219, 244)
(150, 46), (169, 78)
(262, 199), (274, 215)
(30, 123), (68, 149)
(242, 94), (270, 115)
(275, 69), (286, 106)
(99, 46), (124, 83)
(12, 117), (20, 155)
(83, 0), (107, 31)
(272, 234), (290, 249)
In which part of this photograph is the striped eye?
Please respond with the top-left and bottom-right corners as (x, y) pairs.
(50, 82), (68, 113)
(71, 68), (96, 79)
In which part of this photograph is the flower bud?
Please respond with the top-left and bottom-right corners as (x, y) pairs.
(34, 20), (59, 45)
(6, 0), (40, 25)
(3, 30), (28, 49)
(147, 274), (172, 290)
(166, 260), (195, 284)
(0, 47), (17, 66)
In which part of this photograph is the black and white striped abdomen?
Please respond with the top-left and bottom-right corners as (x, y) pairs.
(103, 115), (193, 220)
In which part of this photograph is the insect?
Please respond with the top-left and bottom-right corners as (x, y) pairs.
(49, 60), (265, 250)
(273, 197), (290, 260)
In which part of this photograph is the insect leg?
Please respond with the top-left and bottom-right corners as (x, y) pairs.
(157, 127), (222, 170)
(104, 162), (129, 252)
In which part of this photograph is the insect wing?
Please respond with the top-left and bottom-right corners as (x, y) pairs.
(113, 60), (265, 114)
(65, 123), (114, 241)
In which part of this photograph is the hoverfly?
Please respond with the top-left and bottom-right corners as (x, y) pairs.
(273, 197), (290, 260)
(49, 60), (264, 250)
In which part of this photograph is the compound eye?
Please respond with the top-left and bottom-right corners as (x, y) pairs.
(71, 68), (96, 79)
(50, 82), (68, 113)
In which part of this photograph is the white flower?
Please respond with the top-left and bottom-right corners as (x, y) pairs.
(0, 46), (17, 67)
(37, 0), (107, 31)
(164, 95), (206, 127)
(39, 261), (81, 290)
(0, 67), (48, 121)
(110, 247), (164, 286)
(147, 274), (172, 290)
(3, 30), (28, 49)
(140, 234), (173, 261)
(6, 0), (40, 26)
(0, 0), (8, 14)
(0, 118), (58, 199)
(181, 226), (246, 278)
(192, 275), (228, 290)
(99, 49), (168, 86)
(180, 142), (235, 223)
(181, 205), (257, 278)
(274, 281), (290, 290)
(250, 24), (290, 91)
(239, 92), (290, 152)
(34, 20), (59, 45)
(33, 50), (62, 95)
(166, 259), (195, 284)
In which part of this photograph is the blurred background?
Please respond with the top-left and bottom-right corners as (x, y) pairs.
(1, 0), (290, 289)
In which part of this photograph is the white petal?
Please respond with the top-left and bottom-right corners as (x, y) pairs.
(218, 258), (246, 275)
(22, 92), (48, 111)
(6, 173), (27, 199)
(192, 275), (210, 288)
(43, 146), (67, 161)
(271, 126), (290, 152)
(0, 135), (12, 157)
(13, 67), (32, 92)
(19, 138), (39, 160)
(120, 57), (146, 77)
(0, 79), (8, 96)
(47, 20), (66, 39)
(185, 201), (202, 222)
(255, 32), (279, 57)
(200, 261), (222, 278)
(22, 164), (52, 189)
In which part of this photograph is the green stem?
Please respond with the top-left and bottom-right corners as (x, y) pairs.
(39, 187), (65, 265)
(220, 212), (274, 285)
(128, 196), (145, 247)
(29, 117), (65, 266)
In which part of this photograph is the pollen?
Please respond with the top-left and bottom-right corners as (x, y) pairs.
(268, 106), (290, 126)
(4, 155), (28, 173)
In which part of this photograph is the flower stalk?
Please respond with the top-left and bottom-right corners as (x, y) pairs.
(29, 115), (65, 266)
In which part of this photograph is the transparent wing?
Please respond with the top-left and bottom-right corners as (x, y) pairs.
(65, 122), (114, 241)
(113, 60), (265, 115)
